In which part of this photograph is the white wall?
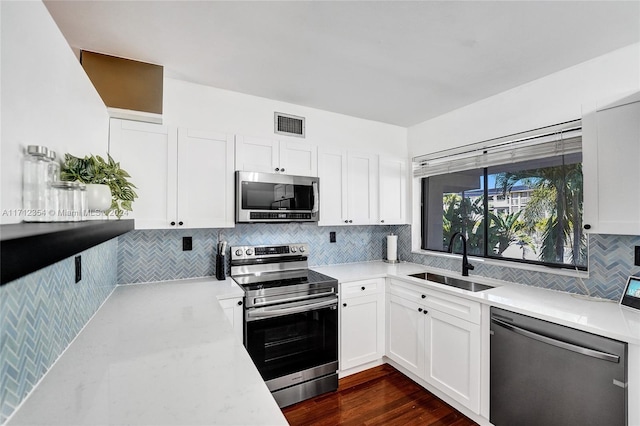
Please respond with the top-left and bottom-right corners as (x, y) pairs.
(164, 78), (408, 156)
(408, 43), (640, 156)
(1, 1), (109, 224)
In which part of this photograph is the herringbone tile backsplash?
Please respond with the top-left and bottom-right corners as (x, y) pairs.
(117, 224), (400, 284)
(118, 224), (640, 301)
(2, 224), (639, 423)
(396, 227), (640, 301)
(0, 239), (118, 424)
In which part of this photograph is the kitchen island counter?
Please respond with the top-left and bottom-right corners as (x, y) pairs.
(6, 278), (287, 426)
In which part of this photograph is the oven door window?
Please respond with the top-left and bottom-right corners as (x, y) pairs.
(241, 181), (314, 211)
(245, 305), (338, 381)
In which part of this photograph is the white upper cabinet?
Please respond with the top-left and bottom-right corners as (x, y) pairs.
(235, 135), (318, 176)
(318, 149), (348, 225)
(109, 119), (176, 228)
(109, 119), (234, 229)
(582, 92), (640, 235)
(234, 136), (278, 173)
(347, 151), (378, 225)
(279, 140), (318, 177)
(378, 157), (407, 225)
(177, 128), (235, 228)
(318, 149), (378, 226)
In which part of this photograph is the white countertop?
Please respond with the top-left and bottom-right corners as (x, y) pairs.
(313, 261), (640, 345)
(312, 261), (427, 282)
(7, 277), (287, 426)
(9, 262), (640, 425)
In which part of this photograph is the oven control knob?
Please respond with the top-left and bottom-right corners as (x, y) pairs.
(245, 249), (254, 256)
(235, 249), (242, 256)
(298, 246), (305, 253)
(290, 246), (297, 253)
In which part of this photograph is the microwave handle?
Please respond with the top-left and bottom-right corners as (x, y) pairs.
(312, 182), (319, 213)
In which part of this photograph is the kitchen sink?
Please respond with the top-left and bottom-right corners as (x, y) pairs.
(408, 272), (493, 292)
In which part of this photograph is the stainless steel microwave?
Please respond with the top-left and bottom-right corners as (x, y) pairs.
(235, 171), (319, 223)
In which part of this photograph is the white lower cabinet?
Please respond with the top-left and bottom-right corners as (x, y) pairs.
(426, 308), (480, 412)
(385, 278), (481, 414)
(339, 278), (385, 371)
(386, 294), (424, 377)
(218, 297), (243, 342)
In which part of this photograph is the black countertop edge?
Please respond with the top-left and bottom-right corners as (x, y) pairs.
(1, 220), (134, 285)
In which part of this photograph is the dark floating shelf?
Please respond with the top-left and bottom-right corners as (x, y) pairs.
(1, 220), (134, 285)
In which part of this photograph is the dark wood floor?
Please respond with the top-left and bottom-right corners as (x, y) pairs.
(282, 364), (478, 426)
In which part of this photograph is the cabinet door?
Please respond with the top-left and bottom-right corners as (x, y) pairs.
(177, 128), (234, 228)
(347, 151), (378, 225)
(425, 309), (480, 413)
(340, 293), (384, 371)
(235, 135), (279, 173)
(279, 140), (318, 177)
(378, 157), (407, 225)
(318, 149), (348, 226)
(108, 118), (177, 229)
(386, 294), (424, 377)
(218, 297), (243, 342)
(583, 93), (640, 235)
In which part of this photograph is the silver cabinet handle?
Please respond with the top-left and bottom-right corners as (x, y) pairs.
(491, 318), (620, 363)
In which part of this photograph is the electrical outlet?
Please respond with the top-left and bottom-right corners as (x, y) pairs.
(330, 232), (336, 243)
(75, 256), (82, 283)
(635, 246), (640, 266)
(183, 236), (193, 251)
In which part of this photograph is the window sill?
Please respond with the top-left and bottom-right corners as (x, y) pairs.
(410, 248), (589, 279)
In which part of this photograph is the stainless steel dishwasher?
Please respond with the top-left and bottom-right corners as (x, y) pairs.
(490, 307), (627, 426)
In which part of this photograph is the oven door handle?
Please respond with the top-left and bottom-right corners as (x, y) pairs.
(247, 296), (337, 320)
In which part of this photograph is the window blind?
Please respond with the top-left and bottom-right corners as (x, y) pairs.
(413, 121), (582, 178)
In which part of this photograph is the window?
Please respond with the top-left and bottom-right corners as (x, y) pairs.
(417, 122), (586, 270)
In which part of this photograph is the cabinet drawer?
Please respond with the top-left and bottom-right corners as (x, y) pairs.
(387, 278), (429, 302)
(388, 278), (480, 324)
(424, 290), (480, 325)
(341, 278), (384, 300)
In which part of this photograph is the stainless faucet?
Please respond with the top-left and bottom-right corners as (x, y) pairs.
(448, 232), (475, 277)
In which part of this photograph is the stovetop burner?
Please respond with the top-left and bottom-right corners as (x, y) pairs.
(234, 269), (337, 292)
(230, 243), (338, 308)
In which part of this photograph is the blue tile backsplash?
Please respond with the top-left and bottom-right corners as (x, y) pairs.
(397, 226), (640, 301)
(0, 239), (118, 424)
(118, 224), (640, 302)
(117, 223), (400, 284)
(2, 222), (639, 424)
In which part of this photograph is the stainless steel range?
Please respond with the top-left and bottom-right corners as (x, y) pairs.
(230, 243), (339, 408)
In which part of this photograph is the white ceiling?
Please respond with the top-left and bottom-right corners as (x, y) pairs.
(45, 1), (640, 127)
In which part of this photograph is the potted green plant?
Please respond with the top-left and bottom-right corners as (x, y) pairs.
(60, 153), (137, 219)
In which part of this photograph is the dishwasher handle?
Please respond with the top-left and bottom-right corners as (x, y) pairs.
(491, 317), (620, 363)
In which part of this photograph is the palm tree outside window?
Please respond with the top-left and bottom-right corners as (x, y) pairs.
(418, 122), (586, 270)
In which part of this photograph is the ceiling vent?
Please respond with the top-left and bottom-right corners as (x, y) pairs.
(275, 112), (305, 138)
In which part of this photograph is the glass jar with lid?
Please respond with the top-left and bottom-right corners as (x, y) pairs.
(51, 181), (86, 222)
(46, 150), (60, 221)
(23, 145), (51, 222)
